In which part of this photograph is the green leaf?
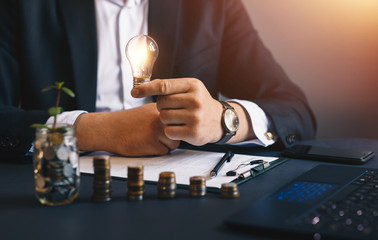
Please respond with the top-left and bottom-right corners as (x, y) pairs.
(62, 87), (75, 98)
(30, 124), (49, 129)
(55, 82), (64, 89)
(41, 86), (57, 92)
(48, 107), (64, 116)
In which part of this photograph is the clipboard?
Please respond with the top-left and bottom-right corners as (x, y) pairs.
(230, 157), (287, 187)
(80, 149), (287, 191)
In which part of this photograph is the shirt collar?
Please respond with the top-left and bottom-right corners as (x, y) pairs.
(106, 0), (144, 8)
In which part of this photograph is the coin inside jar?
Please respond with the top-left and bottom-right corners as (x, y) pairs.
(43, 146), (56, 160)
(57, 145), (70, 161)
(35, 173), (46, 189)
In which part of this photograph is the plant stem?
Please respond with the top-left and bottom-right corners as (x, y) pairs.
(53, 88), (61, 130)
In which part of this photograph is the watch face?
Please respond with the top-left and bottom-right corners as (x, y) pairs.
(224, 109), (239, 133)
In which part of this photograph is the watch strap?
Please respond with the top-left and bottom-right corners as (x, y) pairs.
(216, 132), (233, 144)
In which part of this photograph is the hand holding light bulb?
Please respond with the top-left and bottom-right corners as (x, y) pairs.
(131, 78), (255, 146)
(126, 34), (159, 87)
(126, 36), (253, 146)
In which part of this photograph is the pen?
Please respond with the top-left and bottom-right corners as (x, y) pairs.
(210, 151), (234, 178)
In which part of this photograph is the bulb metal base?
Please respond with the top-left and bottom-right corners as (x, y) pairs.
(133, 76), (151, 87)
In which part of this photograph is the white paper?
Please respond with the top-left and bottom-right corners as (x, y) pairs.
(80, 149), (278, 189)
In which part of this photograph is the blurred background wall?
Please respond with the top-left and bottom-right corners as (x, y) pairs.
(242, 0), (378, 139)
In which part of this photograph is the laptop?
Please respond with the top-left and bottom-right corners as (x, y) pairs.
(225, 164), (378, 240)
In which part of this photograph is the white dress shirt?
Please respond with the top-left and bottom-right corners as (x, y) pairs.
(47, 0), (275, 147)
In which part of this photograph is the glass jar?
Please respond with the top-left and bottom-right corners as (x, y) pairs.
(33, 126), (80, 206)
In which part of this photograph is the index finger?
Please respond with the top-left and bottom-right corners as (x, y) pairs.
(131, 78), (192, 98)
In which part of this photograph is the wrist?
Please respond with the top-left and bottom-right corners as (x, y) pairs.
(75, 112), (109, 152)
(73, 112), (86, 128)
(215, 101), (239, 144)
(223, 102), (255, 143)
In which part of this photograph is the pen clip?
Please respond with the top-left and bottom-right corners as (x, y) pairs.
(238, 160), (270, 179)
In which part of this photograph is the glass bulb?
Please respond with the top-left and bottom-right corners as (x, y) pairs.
(125, 34), (159, 87)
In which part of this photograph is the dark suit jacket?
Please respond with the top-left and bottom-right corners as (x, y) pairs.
(0, 0), (316, 161)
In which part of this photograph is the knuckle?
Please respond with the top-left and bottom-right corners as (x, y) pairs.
(189, 112), (201, 125)
(159, 110), (169, 123)
(159, 80), (170, 95)
(192, 78), (204, 89)
(189, 97), (201, 108)
(164, 127), (176, 140)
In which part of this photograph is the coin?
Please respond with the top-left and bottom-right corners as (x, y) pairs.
(92, 155), (112, 202)
(127, 166), (144, 200)
(220, 182), (240, 199)
(48, 166), (64, 180)
(69, 151), (79, 168)
(158, 172), (176, 199)
(63, 164), (74, 178)
(189, 176), (206, 197)
(35, 174), (45, 189)
(93, 155), (111, 168)
(57, 145), (70, 161)
(49, 187), (69, 202)
(50, 132), (64, 146)
(44, 146), (56, 160)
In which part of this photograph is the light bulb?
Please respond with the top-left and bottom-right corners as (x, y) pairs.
(125, 34), (159, 87)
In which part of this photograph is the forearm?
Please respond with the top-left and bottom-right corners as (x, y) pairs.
(74, 104), (179, 156)
(74, 112), (113, 153)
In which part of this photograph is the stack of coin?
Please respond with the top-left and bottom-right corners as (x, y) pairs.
(189, 176), (206, 197)
(157, 172), (176, 199)
(127, 166), (144, 200)
(92, 155), (111, 202)
(220, 182), (240, 199)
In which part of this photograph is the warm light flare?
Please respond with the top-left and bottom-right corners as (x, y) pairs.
(131, 43), (149, 72)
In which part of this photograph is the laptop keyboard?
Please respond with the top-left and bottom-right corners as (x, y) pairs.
(296, 169), (378, 239)
(275, 181), (335, 203)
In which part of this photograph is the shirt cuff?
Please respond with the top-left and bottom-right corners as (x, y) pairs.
(29, 111), (87, 153)
(228, 99), (275, 147)
(45, 110), (88, 127)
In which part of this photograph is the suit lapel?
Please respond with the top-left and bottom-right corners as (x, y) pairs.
(57, 0), (97, 112)
(148, 0), (181, 79)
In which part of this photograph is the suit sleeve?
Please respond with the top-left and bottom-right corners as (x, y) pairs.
(218, 0), (316, 148)
(0, 0), (49, 161)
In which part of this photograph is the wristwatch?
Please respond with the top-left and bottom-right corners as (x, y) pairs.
(216, 101), (239, 144)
